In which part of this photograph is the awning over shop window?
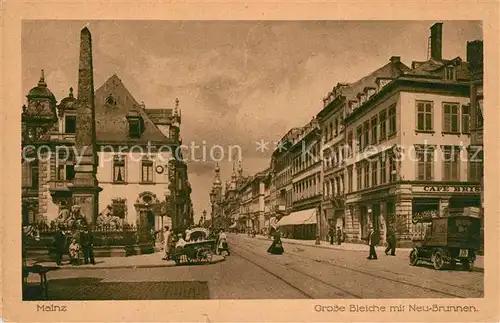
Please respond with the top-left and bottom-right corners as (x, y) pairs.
(277, 208), (317, 226)
(229, 223), (237, 229)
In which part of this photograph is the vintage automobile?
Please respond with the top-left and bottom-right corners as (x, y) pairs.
(409, 214), (481, 270)
(171, 228), (216, 265)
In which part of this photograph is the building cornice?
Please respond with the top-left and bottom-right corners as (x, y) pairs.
(344, 78), (470, 125)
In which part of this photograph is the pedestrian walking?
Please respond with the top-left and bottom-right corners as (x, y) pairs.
(366, 226), (380, 260)
(162, 226), (172, 260)
(385, 226), (397, 256)
(267, 228), (284, 255)
(80, 226), (96, 265)
(328, 227), (334, 245)
(336, 227), (343, 245)
(53, 227), (67, 266)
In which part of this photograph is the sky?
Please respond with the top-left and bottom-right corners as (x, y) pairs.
(22, 20), (482, 223)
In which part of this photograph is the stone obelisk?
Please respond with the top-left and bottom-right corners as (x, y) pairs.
(72, 27), (101, 225)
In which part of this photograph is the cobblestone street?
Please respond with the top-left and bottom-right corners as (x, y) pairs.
(24, 234), (483, 300)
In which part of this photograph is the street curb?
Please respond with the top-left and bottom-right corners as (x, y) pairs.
(33, 256), (226, 270)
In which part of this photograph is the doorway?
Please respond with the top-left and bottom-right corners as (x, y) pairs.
(147, 210), (155, 230)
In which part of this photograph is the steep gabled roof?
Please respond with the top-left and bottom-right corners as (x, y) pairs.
(94, 75), (171, 145)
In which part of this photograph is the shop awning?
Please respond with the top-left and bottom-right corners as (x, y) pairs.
(277, 208), (317, 226)
(229, 223), (237, 229)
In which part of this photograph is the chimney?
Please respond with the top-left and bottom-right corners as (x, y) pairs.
(430, 22), (443, 61)
(390, 56), (401, 64)
(467, 40), (483, 71)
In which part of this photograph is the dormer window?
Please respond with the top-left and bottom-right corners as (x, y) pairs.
(126, 110), (144, 138)
(445, 66), (456, 80)
(129, 119), (141, 137)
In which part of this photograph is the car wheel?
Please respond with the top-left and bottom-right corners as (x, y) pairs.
(409, 249), (419, 266)
(463, 261), (473, 271)
(433, 251), (445, 270)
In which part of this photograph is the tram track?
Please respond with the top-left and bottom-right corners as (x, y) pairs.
(230, 244), (362, 299)
(231, 238), (480, 299)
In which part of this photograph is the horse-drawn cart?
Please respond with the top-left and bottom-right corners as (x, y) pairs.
(171, 228), (216, 265)
(171, 240), (216, 265)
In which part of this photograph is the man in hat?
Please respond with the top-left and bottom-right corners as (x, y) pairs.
(80, 226), (95, 265)
(366, 225), (380, 260)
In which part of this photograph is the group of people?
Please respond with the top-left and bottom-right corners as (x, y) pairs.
(328, 226), (344, 245)
(365, 226), (397, 260)
(53, 226), (95, 266)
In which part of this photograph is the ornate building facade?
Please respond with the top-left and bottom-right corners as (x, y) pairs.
(21, 27), (193, 233)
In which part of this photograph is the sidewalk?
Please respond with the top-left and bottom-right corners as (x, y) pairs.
(28, 252), (226, 270)
(234, 234), (484, 270)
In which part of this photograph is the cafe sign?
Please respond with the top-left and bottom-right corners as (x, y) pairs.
(413, 185), (482, 193)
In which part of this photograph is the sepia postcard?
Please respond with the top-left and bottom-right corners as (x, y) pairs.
(1, 1), (499, 322)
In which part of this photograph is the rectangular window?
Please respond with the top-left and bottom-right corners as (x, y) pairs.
(66, 165), (75, 181)
(347, 166), (353, 193)
(379, 109), (387, 141)
(388, 105), (397, 135)
(22, 162), (31, 187)
(416, 147), (434, 181)
(443, 103), (460, 133)
(334, 118), (339, 136)
(379, 155), (387, 184)
(462, 104), (470, 133)
(442, 146), (460, 181)
(389, 154), (397, 182)
(371, 116), (378, 145)
(356, 126), (362, 152)
(113, 155), (126, 183)
(363, 161), (370, 189)
(129, 120), (141, 138)
(141, 159), (154, 183)
(64, 116), (76, 134)
(371, 160), (378, 187)
(416, 101), (433, 131)
(476, 100), (484, 128)
(445, 66), (456, 80)
(468, 147), (483, 181)
(22, 161), (38, 188)
(347, 131), (353, 157)
(363, 121), (370, 150)
(356, 163), (362, 191)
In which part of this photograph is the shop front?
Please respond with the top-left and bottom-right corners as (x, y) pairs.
(277, 208), (317, 240)
(345, 182), (482, 247)
(345, 186), (396, 245)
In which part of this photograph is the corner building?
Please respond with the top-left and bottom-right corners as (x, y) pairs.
(343, 23), (481, 246)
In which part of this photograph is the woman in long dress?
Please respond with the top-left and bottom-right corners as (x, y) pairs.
(267, 228), (284, 255)
(69, 238), (80, 265)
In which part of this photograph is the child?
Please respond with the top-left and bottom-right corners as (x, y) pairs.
(69, 238), (80, 265)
